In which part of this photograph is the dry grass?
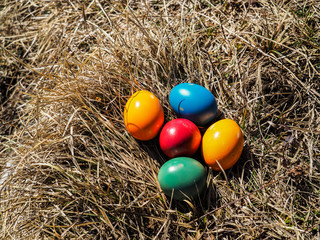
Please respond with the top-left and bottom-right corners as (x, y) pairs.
(1, 0), (320, 239)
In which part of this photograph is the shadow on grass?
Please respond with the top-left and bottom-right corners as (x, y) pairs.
(133, 109), (256, 220)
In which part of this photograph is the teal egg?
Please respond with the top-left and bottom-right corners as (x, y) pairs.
(157, 157), (206, 200)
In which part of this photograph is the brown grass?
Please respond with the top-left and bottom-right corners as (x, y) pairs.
(1, 0), (319, 239)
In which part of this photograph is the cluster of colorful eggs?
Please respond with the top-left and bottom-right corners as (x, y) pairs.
(124, 83), (244, 200)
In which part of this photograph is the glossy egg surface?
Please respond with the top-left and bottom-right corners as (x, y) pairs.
(169, 83), (217, 126)
(159, 119), (201, 158)
(124, 90), (164, 141)
(157, 157), (206, 200)
(202, 119), (244, 171)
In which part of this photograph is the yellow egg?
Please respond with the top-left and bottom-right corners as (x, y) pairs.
(124, 90), (164, 141)
(202, 119), (244, 171)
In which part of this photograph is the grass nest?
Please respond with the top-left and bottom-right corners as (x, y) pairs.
(1, 0), (319, 239)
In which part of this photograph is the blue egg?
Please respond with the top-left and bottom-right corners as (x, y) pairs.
(169, 83), (218, 126)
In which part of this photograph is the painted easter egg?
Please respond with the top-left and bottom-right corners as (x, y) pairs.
(159, 119), (201, 158)
(169, 83), (218, 126)
(202, 119), (244, 171)
(124, 90), (164, 141)
(157, 157), (206, 200)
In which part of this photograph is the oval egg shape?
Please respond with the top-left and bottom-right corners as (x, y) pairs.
(202, 119), (244, 171)
(159, 119), (201, 158)
(124, 90), (164, 141)
(169, 83), (218, 126)
(157, 157), (206, 200)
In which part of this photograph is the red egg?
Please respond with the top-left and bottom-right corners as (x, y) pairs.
(159, 119), (201, 158)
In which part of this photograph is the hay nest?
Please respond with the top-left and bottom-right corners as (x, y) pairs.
(1, 0), (319, 239)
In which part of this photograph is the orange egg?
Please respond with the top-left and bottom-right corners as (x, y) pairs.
(202, 119), (244, 171)
(124, 90), (164, 141)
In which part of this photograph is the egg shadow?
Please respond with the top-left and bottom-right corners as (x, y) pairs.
(189, 110), (257, 215)
(136, 133), (169, 166)
(200, 142), (257, 218)
(136, 109), (255, 217)
(136, 126), (207, 215)
(135, 124), (207, 215)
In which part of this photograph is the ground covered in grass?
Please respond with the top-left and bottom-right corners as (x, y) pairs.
(1, 0), (320, 239)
